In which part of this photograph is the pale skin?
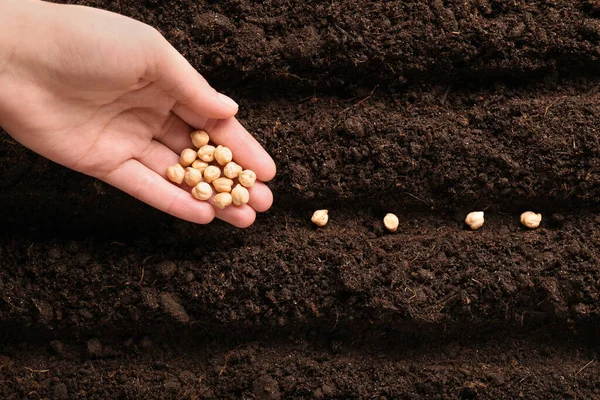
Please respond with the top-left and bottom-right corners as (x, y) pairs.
(0, 0), (276, 228)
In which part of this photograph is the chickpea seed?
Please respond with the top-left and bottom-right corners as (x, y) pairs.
(191, 160), (209, 173)
(166, 164), (185, 184)
(231, 184), (250, 206)
(190, 130), (210, 148)
(520, 211), (542, 229)
(238, 170), (257, 188)
(213, 192), (233, 209)
(192, 182), (212, 201)
(465, 211), (484, 230)
(184, 167), (203, 187)
(203, 165), (221, 183)
(198, 145), (216, 162)
(383, 213), (399, 232)
(180, 148), (197, 167)
(311, 210), (329, 227)
(214, 145), (233, 166)
(223, 162), (243, 179)
(212, 177), (234, 193)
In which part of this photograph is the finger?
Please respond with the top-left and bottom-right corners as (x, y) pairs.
(135, 139), (179, 176)
(202, 117), (277, 182)
(247, 182), (274, 212)
(211, 203), (257, 229)
(152, 37), (238, 119)
(104, 159), (215, 224)
(155, 112), (195, 154)
(171, 103), (210, 134)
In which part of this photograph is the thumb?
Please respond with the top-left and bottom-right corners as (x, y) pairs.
(151, 37), (238, 119)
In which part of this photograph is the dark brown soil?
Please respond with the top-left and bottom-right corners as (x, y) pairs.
(2, 0), (600, 398)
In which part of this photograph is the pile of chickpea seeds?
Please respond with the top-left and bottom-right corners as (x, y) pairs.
(166, 130), (256, 209)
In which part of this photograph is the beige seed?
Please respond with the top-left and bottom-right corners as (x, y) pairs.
(190, 130), (210, 148)
(223, 162), (243, 179)
(166, 164), (185, 184)
(214, 145), (233, 166)
(192, 182), (212, 201)
(184, 167), (203, 187)
(238, 170), (257, 188)
(203, 165), (221, 183)
(231, 184), (250, 206)
(383, 213), (399, 232)
(180, 148), (197, 167)
(520, 211), (542, 229)
(213, 177), (234, 193)
(311, 210), (329, 227)
(191, 160), (209, 173)
(213, 192), (232, 209)
(197, 145), (216, 162)
(465, 211), (484, 230)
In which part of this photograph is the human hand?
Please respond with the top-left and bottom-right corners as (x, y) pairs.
(0, 0), (276, 228)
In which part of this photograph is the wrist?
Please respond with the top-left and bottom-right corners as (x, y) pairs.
(0, 0), (48, 77)
(0, 0), (50, 132)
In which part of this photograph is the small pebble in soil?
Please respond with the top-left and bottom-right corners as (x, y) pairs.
(520, 211), (542, 229)
(465, 211), (484, 230)
(158, 292), (189, 324)
(312, 210), (329, 227)
(383, 213), (399, 232)
(87, 338), (103, 358)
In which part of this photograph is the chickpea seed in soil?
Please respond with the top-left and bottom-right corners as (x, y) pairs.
(3, 0), (600, 399)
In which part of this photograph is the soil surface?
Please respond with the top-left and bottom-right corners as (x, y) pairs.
(2, 0), (600, 398)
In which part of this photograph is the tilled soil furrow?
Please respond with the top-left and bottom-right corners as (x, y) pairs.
(4, 80), (600, 214)
(62, 0), (600, 89)
(1, 335), (598, 399)
(1, 211), (598, 337)
(244, 81), (600, 211)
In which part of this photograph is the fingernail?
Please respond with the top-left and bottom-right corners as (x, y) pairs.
(218, 93), (238, 109)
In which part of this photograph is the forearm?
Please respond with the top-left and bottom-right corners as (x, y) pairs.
(0, 1), (20, 75)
